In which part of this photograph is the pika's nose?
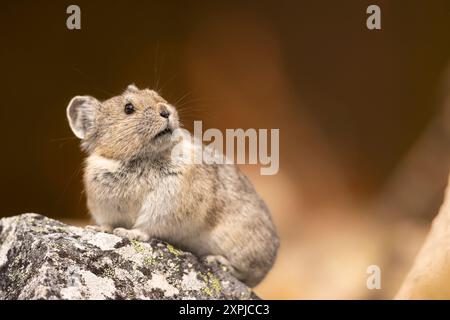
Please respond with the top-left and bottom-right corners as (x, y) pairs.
(159, 105), (171, 119)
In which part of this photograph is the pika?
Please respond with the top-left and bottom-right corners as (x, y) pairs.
(66, 84), (279, 287)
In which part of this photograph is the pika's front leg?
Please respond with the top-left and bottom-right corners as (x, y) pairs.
(113, 227), (150, 241)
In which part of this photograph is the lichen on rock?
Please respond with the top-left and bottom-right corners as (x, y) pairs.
(0, 213), (257, 300)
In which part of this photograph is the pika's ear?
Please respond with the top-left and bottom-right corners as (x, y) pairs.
(66, 95), (99, 139)
(126, 84), (139, 93)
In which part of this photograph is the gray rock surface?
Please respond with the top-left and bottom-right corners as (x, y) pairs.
(0, 213), (257, 300)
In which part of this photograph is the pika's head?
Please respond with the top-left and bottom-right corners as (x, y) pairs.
(67, 84), (180, 159)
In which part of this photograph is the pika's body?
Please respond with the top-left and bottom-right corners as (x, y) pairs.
(67, 85), (279, 286)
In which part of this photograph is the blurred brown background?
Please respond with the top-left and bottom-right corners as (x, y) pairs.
(1, 0), (450, 299)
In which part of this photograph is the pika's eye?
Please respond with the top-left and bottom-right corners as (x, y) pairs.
(124, 103), (135, 115)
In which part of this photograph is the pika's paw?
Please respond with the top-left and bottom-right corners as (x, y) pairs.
(203, 255), (245, 281)
(203, 255), (234, 273)
(113, 228), (149, 241)
(86, 225), (113, 233)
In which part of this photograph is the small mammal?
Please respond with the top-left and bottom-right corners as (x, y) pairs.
(66, 84), (279, 286)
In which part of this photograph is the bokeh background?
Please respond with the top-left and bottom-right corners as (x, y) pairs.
(1, 0), (450, 299)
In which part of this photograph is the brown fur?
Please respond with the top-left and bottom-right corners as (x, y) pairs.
(67, 85), (279, 287)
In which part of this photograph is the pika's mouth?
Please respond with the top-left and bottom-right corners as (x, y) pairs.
(153, 127), (173, 140)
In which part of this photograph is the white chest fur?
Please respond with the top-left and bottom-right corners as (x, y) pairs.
(134, 174), (184, 236)
(85, 154), (184, 231)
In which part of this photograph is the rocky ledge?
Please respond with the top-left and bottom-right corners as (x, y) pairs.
(0, 213), (257, 300)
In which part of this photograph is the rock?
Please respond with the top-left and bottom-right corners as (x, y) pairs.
(0, 213), (257, 300)
(396, 178), (450, 299)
